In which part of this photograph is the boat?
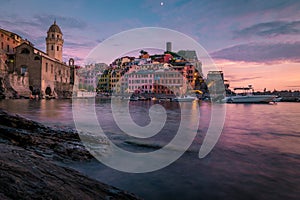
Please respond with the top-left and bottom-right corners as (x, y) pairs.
(138, 96), (147, 101)
(222, 85), (276, 103)
(129, 96), (139, 101)
(96, 93), (111, 99)
(74, 89), (97, 98)
(273, 97), (283, 102)
(172, 95), (198, 102)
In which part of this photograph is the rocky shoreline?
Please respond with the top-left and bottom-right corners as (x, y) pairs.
(0, 110), (141, 200)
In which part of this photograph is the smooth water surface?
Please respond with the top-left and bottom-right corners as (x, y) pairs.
(0, 99), (299, 200)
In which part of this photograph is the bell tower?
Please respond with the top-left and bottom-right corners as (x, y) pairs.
(46, 21), (64, 62)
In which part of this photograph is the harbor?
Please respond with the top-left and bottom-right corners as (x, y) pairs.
(1, 1), (300, 199)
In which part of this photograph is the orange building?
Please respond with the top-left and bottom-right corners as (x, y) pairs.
(1, 22), (76, 98)
(0, 28), (28, 54)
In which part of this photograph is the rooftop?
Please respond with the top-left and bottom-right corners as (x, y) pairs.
(47, 21), (62, 34)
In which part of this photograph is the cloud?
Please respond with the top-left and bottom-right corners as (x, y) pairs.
(211, 42), (300, 63)
(1, 14), (87, 37)
(286, 85), (300, 88)
(64, 41), (96, 48)
(34, 14), (87, 30)
(235, 20), (300, 38)
(222, 74), (262, 82)
(230, 76), (262, 82)
(62, 54), (84, 62)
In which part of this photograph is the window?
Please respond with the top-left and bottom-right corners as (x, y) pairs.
(21, 66), (27, 75)
(34, 56), (40, 60)
(52, 34), (54, 38)
(51, 45), (54, 50)
(1, 42), (3, 49)
(45, 63), (48, 72)
(1, 34), (3, 37)
(57, 46), (59, 51)
(7, 45), (9, 52)
(21, 48), (30, 54)
(57, 35), (59, 38)
(51, 65), (53, 73)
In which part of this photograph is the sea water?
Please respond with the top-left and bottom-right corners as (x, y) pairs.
(0, 99), (299, 200)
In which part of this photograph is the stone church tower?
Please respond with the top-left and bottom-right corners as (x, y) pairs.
(46, 21), (64, 62)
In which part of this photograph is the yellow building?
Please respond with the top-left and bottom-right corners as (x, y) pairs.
(98, 69), (111, 93)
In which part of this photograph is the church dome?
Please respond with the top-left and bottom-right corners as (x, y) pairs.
(47, 21), (62, 34)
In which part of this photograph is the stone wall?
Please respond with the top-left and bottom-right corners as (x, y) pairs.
(8, 72), (31, 98)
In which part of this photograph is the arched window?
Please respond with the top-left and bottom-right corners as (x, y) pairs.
(45, 86), (52, 95)
(51, 45), (54, 50)
(45, 63), (48, 72)
(52, 34), (54, 38)
(69, 58), (74, 66)
(21, 48), (30, 54)
(34, 56), (40, 60)
(21, 66), (27, 75)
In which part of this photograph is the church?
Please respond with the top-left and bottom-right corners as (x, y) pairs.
(1, 21), (76, 98)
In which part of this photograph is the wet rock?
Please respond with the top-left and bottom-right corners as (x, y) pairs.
(0, 144), (141, 200)
(0, 109), (98, 162)
(0, 109), (141, 199)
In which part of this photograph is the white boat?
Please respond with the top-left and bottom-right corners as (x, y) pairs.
(74, 90), (97, 98)
(222, 95), (276, 103)
(273, 97), (283, 102)
(172, 95), (198, 102)
(222, 86), (276, 103)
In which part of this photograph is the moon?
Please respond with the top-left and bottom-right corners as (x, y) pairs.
(160, 2), (164, 6)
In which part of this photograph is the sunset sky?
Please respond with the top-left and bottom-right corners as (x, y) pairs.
(1, 0), (300, 91)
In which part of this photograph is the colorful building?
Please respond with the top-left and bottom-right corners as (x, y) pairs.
(126, 70), (154, 93)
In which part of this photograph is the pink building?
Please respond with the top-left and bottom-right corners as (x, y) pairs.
(127, 70), (154, 93)
(126, 68), (185, 95)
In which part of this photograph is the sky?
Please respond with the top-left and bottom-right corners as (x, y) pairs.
(1, 0), (300, 91)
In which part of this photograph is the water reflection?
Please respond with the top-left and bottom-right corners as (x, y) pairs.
(0, 99), (299, 199)
(0, 99), (74, 126)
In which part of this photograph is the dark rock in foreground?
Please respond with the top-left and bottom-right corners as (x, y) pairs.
(0, 110), (141, 200)
(0, 109), (93, 162)
(0, 144), (140, 200)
